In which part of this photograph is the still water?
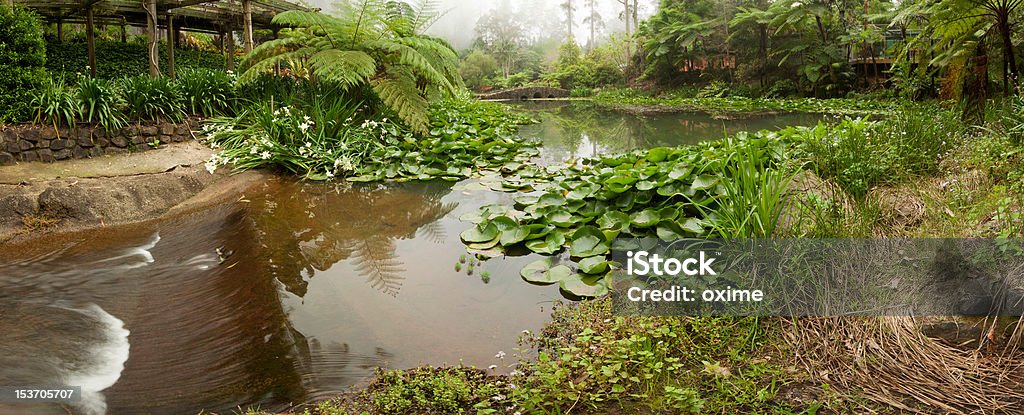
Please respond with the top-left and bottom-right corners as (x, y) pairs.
(0, 103), (822, 415)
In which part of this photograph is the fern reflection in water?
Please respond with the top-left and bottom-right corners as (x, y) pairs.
(246, 179), (457, 298)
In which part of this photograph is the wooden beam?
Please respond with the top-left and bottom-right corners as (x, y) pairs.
(242, 0), (253, 53)
(146, 0), (160, 77)
(167, 13), (175, 78)
(86, 6), (96, 77)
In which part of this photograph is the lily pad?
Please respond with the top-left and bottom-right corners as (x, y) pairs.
(526, 231), (565, 254)
(521, 259), (574, 284)
(631, 209), (660, 228)
(461, 222), (499, 243)
(578, 256), (610, 274)
(570, 226), (610, 257)
(559, 274), (609, 297)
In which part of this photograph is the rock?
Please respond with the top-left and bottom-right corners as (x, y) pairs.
(50, 139), (73, 151)
(88, 147), (104, 157)
(132, 136), (146, 145)
(78, 135), (95, 147)
(20, 128), (40, 143)
(142, 125), (158, 136)
(5, 143), (19, 153)
(72, 146), (89, 159)
(105, 147), (129, 156)
(159, 124), (174, 135)
(53, 149), (72, 160)
(38, 127), (57, 140)
(0, 152), (14, 166)
(111, 136), (129, 148)
(37, 149), (54, 162)
(20, 151), (39, 162)
(18, 140), (33, 151)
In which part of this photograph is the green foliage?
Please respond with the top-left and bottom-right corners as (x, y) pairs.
(513, 299), (795, 414)
(177, 68), (236, 117)
(31, 76), (78, 129)
(76, 75), (125, 131)
(240, 2), (462, 133)
(202, 97), (376, 180)
(368, 368), (504, 414)
(800, 108), (961, 198)
(45, 39), (225, 80)
(459, 49), (499, 90)
(120, 75), (185, 122)
(0, 5), (47, 123)
(346, 99), (537, 182)
(593, 89), (899, 116)
(459, 133), (793, 296)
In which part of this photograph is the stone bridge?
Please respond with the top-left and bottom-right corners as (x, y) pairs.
(478, 86), (570, 101)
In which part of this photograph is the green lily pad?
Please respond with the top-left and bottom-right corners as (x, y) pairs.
(690, 175), (720, 191)
(521, 259), (574, 284)
(570, 226), (610, 257)
(559, 274), (609, 297)
(578, 256), (610, 274)
(597, 211), (631, 231)
(631, 209), (660, 228)
(461, 222), (499, 243)
(526, 231), (565, 254)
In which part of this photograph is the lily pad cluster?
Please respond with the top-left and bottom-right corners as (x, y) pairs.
(349, 100), (540, 182)
(460, 133), (790, 297)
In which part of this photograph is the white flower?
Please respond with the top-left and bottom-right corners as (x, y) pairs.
(326, 170), (335, 179)
(305, 142), (312, 148)
(488, 364), (497, 370)
(205, 161), (217, 174)
(495, 351), (506, 359)
(260, 151), (271, 160)
(299, 122), (310, 133)
(303, 115), (311, 122)
(250, 147), (259, 155)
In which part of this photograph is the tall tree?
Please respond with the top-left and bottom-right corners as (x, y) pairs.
(562, 0), (576, 40)
(584, 0), (605, 49)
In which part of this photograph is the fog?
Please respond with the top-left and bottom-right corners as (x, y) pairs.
(304, 0), (660, 51)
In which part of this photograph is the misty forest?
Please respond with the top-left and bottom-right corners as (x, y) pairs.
(2, 0), (1024, 414)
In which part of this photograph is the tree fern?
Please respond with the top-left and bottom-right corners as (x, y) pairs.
(239, 1), (460, 133)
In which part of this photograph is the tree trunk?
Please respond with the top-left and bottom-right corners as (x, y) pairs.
(997, 13), (1019, 94)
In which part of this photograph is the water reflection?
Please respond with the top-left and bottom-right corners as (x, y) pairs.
(0, 178), (553, 415)
(245, 180), (458, 298)
(516, 101), (823, 162)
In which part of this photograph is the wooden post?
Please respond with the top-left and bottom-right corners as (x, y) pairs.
(226, 30), (235, 71)
(121, 19), (127, 43)
(57, 19), (64, 42)
(146, 0), (160, 77)
(86, 7), (96, 77)
(166, 14), (176, 79)
(243, 0), (254, 53)
(4, 0), (12, 8)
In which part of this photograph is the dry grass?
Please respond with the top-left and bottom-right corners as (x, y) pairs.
(20, 213), (61, 232)
(785, 316), (1024, 414)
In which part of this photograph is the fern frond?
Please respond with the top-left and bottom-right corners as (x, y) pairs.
(309, 49), (378, 89)
(238, 47), (316, 84)
(368, 39), (455, 94)
(371, 76), (429, 134)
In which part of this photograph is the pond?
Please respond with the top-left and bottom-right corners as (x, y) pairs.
(516, 100), (824, 162)
(0, 104), (823, 415)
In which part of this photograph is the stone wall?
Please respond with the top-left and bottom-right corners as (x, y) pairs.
(0, 121), (197, 166)
(478, 86), (571, 101)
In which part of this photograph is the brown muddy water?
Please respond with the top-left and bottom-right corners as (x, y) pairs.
(0, 104), (824, 415)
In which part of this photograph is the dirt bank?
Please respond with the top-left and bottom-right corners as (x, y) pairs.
(0, 142), (266, 243)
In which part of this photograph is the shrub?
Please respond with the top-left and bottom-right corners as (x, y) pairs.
(176, 68), (235, 117)
(77, 75), (125, 131)
(31, 76), (78, 129)
(120, 75), (184, 122)
(0, 5), (47, 123)
(46, 40), (225, 80)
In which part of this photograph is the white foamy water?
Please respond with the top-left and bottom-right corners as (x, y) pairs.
(95, 233), (161, 269)
(60, 305), (131, 415)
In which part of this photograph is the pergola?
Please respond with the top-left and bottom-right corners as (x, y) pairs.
(6, 0), (308, 78)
